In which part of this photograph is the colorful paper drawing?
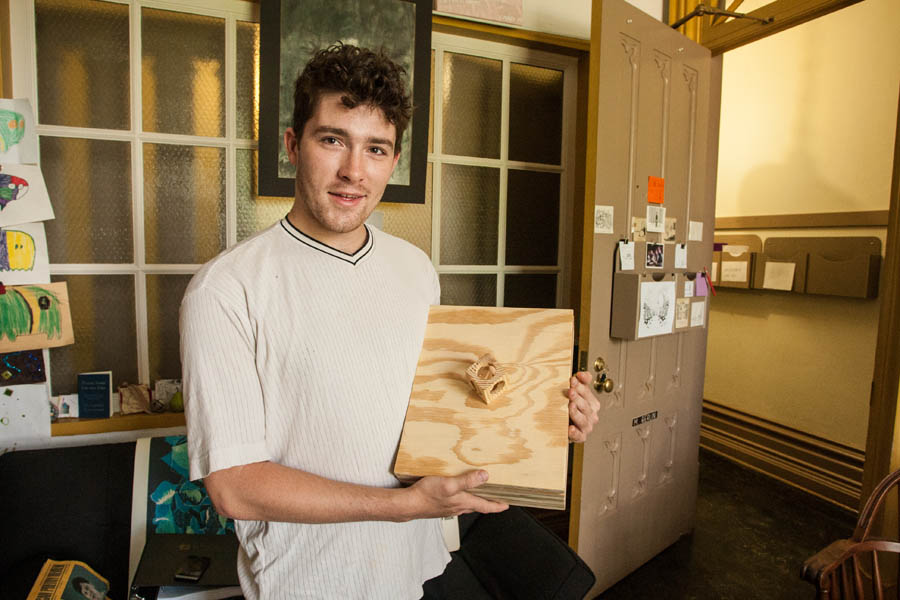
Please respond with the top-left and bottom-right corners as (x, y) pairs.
(0, 109), (25, 154)
(0, 99), (38, 164)
(0, 281), (74, 353)
(1, 228), (35, 270)
(0, 173), (29, 211)
(0, 164), (54, 228)
(0, 349), (46, 387)
(0, 221), (50, 285)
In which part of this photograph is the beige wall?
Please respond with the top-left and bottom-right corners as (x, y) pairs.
(706, 0), (900, 450)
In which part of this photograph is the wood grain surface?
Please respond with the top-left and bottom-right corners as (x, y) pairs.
(394, 306), (574, 509)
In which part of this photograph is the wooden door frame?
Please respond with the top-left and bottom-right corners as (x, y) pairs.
(860, 91), (900, 509)
(668, 0), (865, 55)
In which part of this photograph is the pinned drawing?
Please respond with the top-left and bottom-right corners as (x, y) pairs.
(0, 222), (50, 285)
(0, 110), (25, 154)
(0, 281), (74, 352)
(638, 279), (676, 338)
(0, 349), (46, 387)
(0, 173), (29, 211)
(0, 99), (38, 164)
(0, 164), (54, 227)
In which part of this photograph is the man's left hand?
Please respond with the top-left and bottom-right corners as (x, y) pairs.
(567, 371), (601, 443)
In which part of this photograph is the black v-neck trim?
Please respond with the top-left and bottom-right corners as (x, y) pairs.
(280, 217), (374, 266)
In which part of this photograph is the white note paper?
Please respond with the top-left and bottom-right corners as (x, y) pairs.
(763, 261), (796, 291)
(675, 298), (690, 329)
(618, 241), (635, 270)
(721, 261), (748, 283)
(674, 243), (687, 269)
(688, 221), (703, 242)
(684, 279), (695, 297)
(594, 205), (614, 234)
(646, 206), (666, 233)
(690, 300), (706, 327)
(638, 280), (676, 339)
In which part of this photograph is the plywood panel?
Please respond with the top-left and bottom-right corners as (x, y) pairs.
(394, 305), (574, 509)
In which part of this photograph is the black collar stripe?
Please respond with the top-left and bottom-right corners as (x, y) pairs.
(280, 219), (374, 266)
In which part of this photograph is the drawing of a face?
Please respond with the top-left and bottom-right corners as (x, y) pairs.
(1, 229), (36, 271)
(284, 91), (399, 250)
(0, 174), (29, 210)
(0, 110), (25, 153)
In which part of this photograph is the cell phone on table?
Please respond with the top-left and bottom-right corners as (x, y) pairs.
(174, 555), (210, 582)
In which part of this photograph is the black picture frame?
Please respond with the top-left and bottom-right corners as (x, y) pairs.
(258, 0), (431, 203)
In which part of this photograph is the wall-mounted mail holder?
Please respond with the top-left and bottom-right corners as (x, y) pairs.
(741, 236), (881, 299)
(610, 271), (708, 340)
(714, 235), (762, 289)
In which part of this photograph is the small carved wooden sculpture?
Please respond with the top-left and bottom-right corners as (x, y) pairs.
(466, 353), (509, 405)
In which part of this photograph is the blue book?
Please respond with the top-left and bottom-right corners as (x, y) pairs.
(77, 371), (113, 419)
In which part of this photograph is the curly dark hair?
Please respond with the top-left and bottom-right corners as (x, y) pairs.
(291, 43), (412, 155)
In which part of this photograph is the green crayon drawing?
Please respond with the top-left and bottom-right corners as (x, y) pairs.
(0, 110), (25, 154)
(0, 285), (62, 342)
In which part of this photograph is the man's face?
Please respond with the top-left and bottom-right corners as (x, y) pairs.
(284, 91), (399, 250)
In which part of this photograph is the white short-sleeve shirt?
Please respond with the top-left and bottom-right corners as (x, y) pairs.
(180, 219), (448, 599)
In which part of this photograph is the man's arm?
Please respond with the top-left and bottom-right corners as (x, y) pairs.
(204, 461), (507, 523)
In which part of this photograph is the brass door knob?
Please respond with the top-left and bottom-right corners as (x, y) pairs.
(594, 376), (615, 393)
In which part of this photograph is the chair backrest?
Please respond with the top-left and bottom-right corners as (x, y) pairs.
(802, 468), (900, 599)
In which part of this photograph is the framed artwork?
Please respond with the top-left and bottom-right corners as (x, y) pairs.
(259, 0), (431, 203)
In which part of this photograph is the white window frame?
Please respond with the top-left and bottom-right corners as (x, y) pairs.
(430, 32), (578, 308)
(9, 0), (259, 386)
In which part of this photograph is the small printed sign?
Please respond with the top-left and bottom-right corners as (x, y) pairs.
(632, 411), (659, 427)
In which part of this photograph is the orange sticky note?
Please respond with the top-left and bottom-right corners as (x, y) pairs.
(648, 176), (664, 204)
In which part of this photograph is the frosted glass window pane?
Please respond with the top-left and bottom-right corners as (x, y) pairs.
(378, 162), (433, 256)
(236, 21), (259, 140)
(40, 136), (133, 263)
(35, 0), (130, 130)
(504, 274), (557, 308)
(142, 8), (225, 137)
(440, 274), (496, 306)
(442, 53), (501, 159)
(147, 274), (192, 383)
(506, 170), (560, 266)
(144, 143), (225, 264)
(509, 63), (563, 165)
(49, 274), (137, 396)
(236, 149), (293, 242)
(440, 164), (499, 265)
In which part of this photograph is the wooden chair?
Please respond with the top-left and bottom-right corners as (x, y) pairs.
(802, 468), (900, 599)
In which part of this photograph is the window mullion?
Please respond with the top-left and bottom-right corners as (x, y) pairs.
(497, 58), (511, 307)
(225, 14), (237, 247)
(431, 46), (445, 271)
(131, 1), (150, 385)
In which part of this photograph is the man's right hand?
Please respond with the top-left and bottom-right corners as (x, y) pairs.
(403, 470), (509, 519)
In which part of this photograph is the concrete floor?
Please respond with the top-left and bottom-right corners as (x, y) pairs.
(594, 448), (857, 599)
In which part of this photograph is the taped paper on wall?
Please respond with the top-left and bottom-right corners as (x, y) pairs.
(690, 300), (705, 327)
(646, 206), (665, 233)
(688, 221), (703, 242)
(684, 279), (694, 297)
(675, 298), (690, 329)
(594, 205), (614, 234)
(638, 280), (676, 338)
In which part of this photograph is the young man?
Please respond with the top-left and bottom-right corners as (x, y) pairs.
(180, 44), (599, 599)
